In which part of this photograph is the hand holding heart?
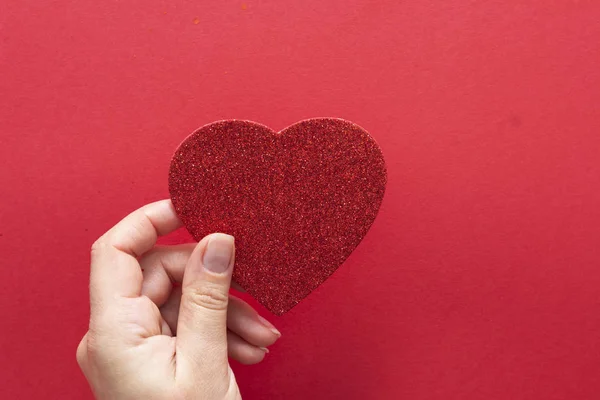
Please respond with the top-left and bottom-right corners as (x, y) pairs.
(77, 119), (385, 398)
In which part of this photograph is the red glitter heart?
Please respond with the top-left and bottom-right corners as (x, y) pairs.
(169, 118), (386, 315)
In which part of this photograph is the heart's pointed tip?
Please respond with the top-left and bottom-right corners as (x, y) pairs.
(259, 298), (299, 316)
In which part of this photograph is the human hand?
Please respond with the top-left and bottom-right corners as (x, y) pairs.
(76, 200), (281, 399)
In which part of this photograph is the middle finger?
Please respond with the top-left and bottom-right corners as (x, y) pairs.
(160, 289), (280, 348)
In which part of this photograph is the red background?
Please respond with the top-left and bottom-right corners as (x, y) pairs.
(1, 1), (600, 399)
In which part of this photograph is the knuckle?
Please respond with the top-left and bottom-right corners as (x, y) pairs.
(76, 338), (87, 366)
(90, 238), (108, 256)
(84, 337), (99, 359)
(183, 282), (229, 311)
(82, 330), (104, 359)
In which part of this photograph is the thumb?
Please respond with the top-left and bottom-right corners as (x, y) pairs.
(176, 233), (235, 383)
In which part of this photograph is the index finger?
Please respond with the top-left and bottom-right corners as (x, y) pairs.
(89, 200), (182, 309)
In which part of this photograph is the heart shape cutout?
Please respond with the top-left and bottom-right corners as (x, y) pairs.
(169, 118), (386, 315)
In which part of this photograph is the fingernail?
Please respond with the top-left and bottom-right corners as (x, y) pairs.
(258, 315), (281, 337)
(259, 347), (270, 354)
(203, 234), (234, 273)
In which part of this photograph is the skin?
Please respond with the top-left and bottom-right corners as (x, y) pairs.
(76, 200), (281, 399)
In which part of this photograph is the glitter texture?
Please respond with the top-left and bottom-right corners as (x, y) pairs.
(169, 118), (387, 315)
